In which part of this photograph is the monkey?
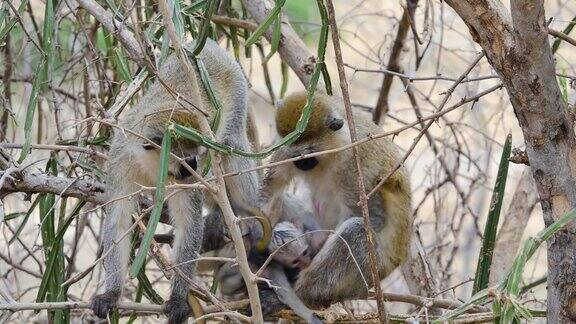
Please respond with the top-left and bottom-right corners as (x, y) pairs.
(264, 191), (329, 258)
(212, 190), (326, 298)
(266, 221), (312, 270)
(262, 91), (412, 309)
(215, 220), (323, 324)
(91, 39), (264, 324)
(215, 220), (309, 299)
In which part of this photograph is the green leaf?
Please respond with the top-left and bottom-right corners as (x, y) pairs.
(19, 0), (56, 162)
(280, 61), (289, 99)
(191, 0), (220, 55)
(193, 57), (222, 132)
(245, 0), (287, 46)
(36, 157), (69, 322)
(129, 130), (172, 278)
(0, 0), (29, 42)
(8, 195), (41, 245)
(264, 14), (282, 61)
(472, 133), (512, 294)
(114, 48), (133, 83)
(137, 271), (164, 304)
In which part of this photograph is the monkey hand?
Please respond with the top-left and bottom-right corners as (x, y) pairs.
(91, 290), (120, 318)
(165, 296), (190, 324)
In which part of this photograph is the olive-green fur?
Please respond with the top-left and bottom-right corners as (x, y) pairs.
(271, 91), (413, 307)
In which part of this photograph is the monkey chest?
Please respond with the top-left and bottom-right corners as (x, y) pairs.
(311, 180), (352, 230)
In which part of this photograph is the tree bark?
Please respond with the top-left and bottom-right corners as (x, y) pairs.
(489, 169), (539, 285)
(241, 0), (317, 86)
(445, 1), (576, 321)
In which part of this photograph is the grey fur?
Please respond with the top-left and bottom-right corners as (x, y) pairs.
(91, 39), (261, 324)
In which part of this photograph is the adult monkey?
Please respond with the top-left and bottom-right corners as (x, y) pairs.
(91, 39), (266, 323)
(264, 91), (412, 308)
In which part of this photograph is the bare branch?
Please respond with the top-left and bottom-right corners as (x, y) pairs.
(75, 0), (146, 65)
(241, 0), (317, 86)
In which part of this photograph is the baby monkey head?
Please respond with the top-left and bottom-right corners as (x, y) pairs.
(269, 221), (311, 270)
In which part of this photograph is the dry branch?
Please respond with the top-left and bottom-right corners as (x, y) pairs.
(241, 0), (317, 86)
(372, 1), (418, 124)
(75, 0), (145, 65)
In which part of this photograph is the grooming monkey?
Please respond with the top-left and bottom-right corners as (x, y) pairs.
(91, 39), (264, 323)
(263, 91), (412, 308)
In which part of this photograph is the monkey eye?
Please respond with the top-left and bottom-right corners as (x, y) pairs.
(142, 136), (163, 150)
(327, 117), (344, 131)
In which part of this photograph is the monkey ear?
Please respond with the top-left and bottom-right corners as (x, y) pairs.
(327, 117), (344, 131)
(275, 99), (284, 109)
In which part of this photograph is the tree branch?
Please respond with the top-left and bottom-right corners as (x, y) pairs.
(241, 0), (317, 86)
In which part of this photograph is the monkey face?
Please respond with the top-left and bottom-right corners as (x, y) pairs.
(275, 245), (311, 270)
(139, 133), (206, 182)
(276, 91), (346, 143)
(270, 221), (311, 269)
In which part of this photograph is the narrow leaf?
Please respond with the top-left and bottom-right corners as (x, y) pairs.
(472, 133), (512, 294)
(129, 130), (172, 277)
(245, 0), (287, 46)
(191, 0), (220, 55)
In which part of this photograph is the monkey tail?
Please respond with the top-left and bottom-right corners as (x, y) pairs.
(187, 291), (206, 324)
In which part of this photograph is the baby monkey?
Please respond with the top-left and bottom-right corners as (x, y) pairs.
(217, 221), (322, 324)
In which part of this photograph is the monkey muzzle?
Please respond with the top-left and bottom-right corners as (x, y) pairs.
(293, 157), (319, 171)
(175, 156), (198, 179)
(293, 248), (312, 269)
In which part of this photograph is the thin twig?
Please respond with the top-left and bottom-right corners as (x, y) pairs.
(0, 143), (107, 159)
(367, 53), (486, 199)
(325, 0), (388, 322)
(549, 28), (576, 48)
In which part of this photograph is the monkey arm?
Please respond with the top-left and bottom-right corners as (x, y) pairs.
(164, 189), (205, 323)
(264, 263), (322, 324)
(91, 173), (139, 318)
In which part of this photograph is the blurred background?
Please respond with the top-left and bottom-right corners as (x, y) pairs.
(1, 0), (575, 322)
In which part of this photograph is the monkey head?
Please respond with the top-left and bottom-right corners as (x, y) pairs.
(139, 110), (207, 182)
(275, 91), (348, 173)
(269, 221), (311, 270)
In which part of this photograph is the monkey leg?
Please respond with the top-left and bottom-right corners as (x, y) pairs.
(265, 264), (323, 324)
(91, 194), (136, 318)
(164, 189), (204, 324)
(200, 208), (227, 253)
(293, 217), (377, 308)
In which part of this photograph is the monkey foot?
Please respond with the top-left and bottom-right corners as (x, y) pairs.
(91, 290), (120, 318)
(165, 296), (190, 324)
(259, 289), (286, 316)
